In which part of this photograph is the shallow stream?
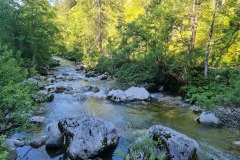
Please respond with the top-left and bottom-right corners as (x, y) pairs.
(16, 57), (240, 160)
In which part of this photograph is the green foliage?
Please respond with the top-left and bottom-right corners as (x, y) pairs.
(0, 135), (8, 160)
(0, 0), (61, 67)
(114, 62), (156, 85)
(185, 68), (240, 109)
(0, 46), (35, 134)
(126, 133), (166, 160)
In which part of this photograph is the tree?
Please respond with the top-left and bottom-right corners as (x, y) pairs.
(204, 0), (222, 78)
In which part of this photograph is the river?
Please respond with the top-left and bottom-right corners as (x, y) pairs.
(15, 57), (240, 160)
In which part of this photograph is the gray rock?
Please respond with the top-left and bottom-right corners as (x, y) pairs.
(66, 86), (73, 91)
(33, 90), (54, 102)
(66, 76), (75, 81)
(45, 85), (55, 92)
(215, 75), (221, 81)
(6, 150), (18, 160)
(213, 106), (240, 129)
(58, 115), (119, 159)
(98, 74), (108, 80)
(30, 116), (46, 124)
(5, 139), (17, 148)
(92, 92), (106, 99)
(190, 106), (202, 114)
(11, 139), (24, 147)
(4, 138), (24, 149)
(79, 86), (93, 92)
(55, 84), (65, 93)
(30, 136), (46, 148)
(75, 64), (86, 71)
(124, 87), (150, 101)
(45, 122), (63, 149)
(107, 90), (127, 102)
(62, 73), (69, 76)
(148, 125), (199, 160)
(92, 87), (100, 93)
(56, 75), (64, 79)
(47, 77), (55, 83)
(151, 93), (164, 102)
(233, 141), (240, 146)
(26, 78), (39, 85)
(197, 112), (220, 125)
(86, 71), (96, 78)
(34, 107), (47, 115)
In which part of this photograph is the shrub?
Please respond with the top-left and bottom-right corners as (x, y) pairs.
(185, 67), (240, 109)
(126, 133), (166, 160)
(0, 46), (36, 134)
(0, 135), (8, 160)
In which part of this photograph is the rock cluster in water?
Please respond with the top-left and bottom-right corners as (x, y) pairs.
(107, 86), (151, 102)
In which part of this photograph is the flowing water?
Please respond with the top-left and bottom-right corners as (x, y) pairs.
(15, 57), (240, 160)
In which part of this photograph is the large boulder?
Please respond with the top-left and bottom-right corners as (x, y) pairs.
(196, 112), (221, 125)
(58, 115), (119, 159)
(124, 87), (150, 101)
(107, 90), (127, 102)
(45, 122), (63, 149)
(147, 125), (199, 160)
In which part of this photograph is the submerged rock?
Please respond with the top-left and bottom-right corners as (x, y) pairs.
(107, 90), (127, 102)
(148, 125), (199, 160)
(124, 87), (150, 101)
(46, 122), (63, 149)
(58, 115), (119, 159)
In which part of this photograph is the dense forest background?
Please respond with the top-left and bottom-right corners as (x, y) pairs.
(0, 0), (239, 158)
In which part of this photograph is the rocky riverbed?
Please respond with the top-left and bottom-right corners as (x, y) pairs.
(6, 57), (240, 160)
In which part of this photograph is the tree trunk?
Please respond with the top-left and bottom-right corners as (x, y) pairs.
(97, 0), (103, 55)
(204, 0), (218, 78)
(188, 0), (198, 60)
